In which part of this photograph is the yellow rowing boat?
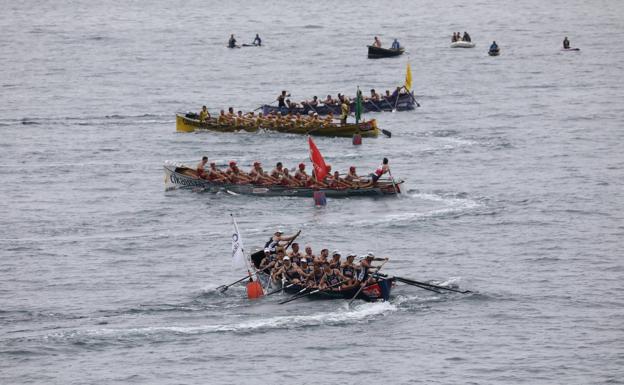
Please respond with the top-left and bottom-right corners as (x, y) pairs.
(176, 114), (379, 138)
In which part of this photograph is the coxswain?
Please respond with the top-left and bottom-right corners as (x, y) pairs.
(264, 229), (301, 254)
(563, 36), (570, 49)
(372, 36), (382, 48)
(199, 106), (210, 122)
(357, 252), (389, 286)
(196, 156), (208, 179)
(391, 38), (401, 49)
(253, 33), (262, 46)
(225, 161), (252, 184)
(277, 90), (289, 108)
(228, 34), (237, 48)
(361, 157), (391, 188)
(340, 98), (349, 125)
(319, 262), (348, 291)
(324, 94), (335, 105)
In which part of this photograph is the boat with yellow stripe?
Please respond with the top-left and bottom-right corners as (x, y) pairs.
(176, 113), (380, 138)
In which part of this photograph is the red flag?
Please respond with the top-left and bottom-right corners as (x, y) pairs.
(308, 136), (328, 181)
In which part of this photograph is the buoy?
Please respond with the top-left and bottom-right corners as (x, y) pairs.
(313, 191), (327, 206)
(352, 134), (362, 145)
(246, 280), (264, 299)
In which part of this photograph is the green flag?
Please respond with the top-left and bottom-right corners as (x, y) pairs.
(355, 87), (363, 124)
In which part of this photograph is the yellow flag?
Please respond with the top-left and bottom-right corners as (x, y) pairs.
(404, 61), (412, 91)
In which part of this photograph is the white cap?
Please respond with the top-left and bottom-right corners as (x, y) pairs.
(332, 250), (341, 256)
(301, 258), (308, 263)
(264, 248), (271, 253)
(283, 256), (290, 261)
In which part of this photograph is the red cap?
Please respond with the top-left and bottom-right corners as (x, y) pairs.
(229, 161), (236, 166)
(253, 161), (260, 166)
(350, 166), (356, 171)
(299, 163), (305, 169)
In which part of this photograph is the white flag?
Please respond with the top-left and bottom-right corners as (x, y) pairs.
(231, 214), (247, 270)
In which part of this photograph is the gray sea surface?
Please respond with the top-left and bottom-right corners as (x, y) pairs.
(1, 0), (623, 384)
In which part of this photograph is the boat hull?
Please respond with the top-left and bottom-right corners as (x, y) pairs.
(367, 45), (405, 59)
(164, 163), (402, 197)
(262, 91), (416, 116)
(488, 50), (500, 56)
(283, 280), (394, 302)
(451, 41), (475, 48)
(176, 114), (380, 138)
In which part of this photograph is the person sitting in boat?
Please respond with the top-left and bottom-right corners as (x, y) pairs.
(372, 36), (382, 48)
(563, 36), (570, 49)
(384, 90), (392, 100)
(319, 262), (348, 291)
(288, 243), (303, 265)
(248, 161), (275, 185)
(361, 157), (391, 188)
(199, 106), (210, 122)
(489, 41), (499, 52)
(452, 32), (458, 42)
(294, 163), (310, 185)
(303, 245), (316, 262)
(270, 162), (285, 179)
(357, 253), (389, 286)
(277, 90), (289, 108)
(217, 109), (229, 124)
(207, 162), (230, 183)
(329, 251), (342, 269)
(341, 254), (359, 286)
(391, 38), (401, 50)
(369, 89), (380, 102)
(323, 94), (335, 106)
(304, 261), (324, 288)
(462, 31), (471, 42)
(280, 168), (301, 187)
(328, 170), (352, 190)
(225, 161), (252, 184)
(272, 256), (306, 285)
(299, 258), (313, 282)
(344, 166), (362, 188)
(316, 248), (329, 265)
(253, 33), (262, 46)
(308, 96), (319, 108)
(196, 156), (208, 179)
(227, 107), (235, 117)
(391, 86), (402, 99)
(228, 34), (237, 48)
(258, 247), (275, 272)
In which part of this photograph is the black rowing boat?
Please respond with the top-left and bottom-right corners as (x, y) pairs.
(367, 45), (405, 59)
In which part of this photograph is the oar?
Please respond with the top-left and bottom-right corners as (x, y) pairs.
(394, 276), (472, 294)
(381, 128), (392, 138)
(387, 169), (399, 196)
(348, 259), (389, 305)
(215, 272), (256, 293)
(279, 279), (349, 304)
(265, 282), (296, 296)
(393, 276), (442, 293)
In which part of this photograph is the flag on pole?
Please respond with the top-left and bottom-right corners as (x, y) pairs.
(308, 136), (328, 181)
(404, 61), (412, 92)
(355, 87), (363, 124)
(230, 214), (247, 270)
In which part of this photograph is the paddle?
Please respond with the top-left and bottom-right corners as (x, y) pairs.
(387, 169), (399, 195)
(348, 259), (389, 305)
(394, 276), (472, 294)
(279, 279), (350, 304)
(404, 87), (421, 107)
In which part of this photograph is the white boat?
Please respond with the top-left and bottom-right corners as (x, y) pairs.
(451, 41), (475, 48)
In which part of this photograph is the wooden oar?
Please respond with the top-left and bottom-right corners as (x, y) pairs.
(216, 272), (257, 293)
(393, 276), (442, 293)
(265, 282), (297, 296)
(387, 169), (399, 196)
(394, 276), (472, 294)
(348, 259), (389, 305)
(279, 279), (350, 305)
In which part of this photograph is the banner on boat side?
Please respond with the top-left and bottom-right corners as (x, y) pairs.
(231, 214), (247, 270)
(308, 136), (328, 181)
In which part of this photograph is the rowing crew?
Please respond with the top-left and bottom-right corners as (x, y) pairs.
(196, 157), (392, 189)
(257, 234), (388, 291)
(198, 106), (346, 128)
(277, 88), (409, 109)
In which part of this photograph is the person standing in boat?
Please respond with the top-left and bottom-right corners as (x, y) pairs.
(372, 36), (382, 48)
(361, 157), (391, 188)
(391, 38), (401, 50)
(277, 90), (289, 108)
(253, 34), (262, 46)
(228, 34), (237, 48)
(340, 98), (350, 125)
(357, 253), (389, 286)
(264, 229), (301, 254)
(199, 106), (210, 122)
(196, 156), (208, 179)
(563, 36), (570, 49)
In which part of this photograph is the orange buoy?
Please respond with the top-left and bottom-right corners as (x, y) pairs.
(352, 134), (362, 145)
(246, 280), (264, 299)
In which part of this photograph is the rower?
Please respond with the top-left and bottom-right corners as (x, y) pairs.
(391, 38), (401, 49)
(372, 36), (382, 48)
(249, 161), (272, 184)
(319, 262), (348, 291)
(341, 254), (358, 286)
(218, 110), (228, 124)
(340, 98), (349, 125)
(324, 94), (335, 105)
(357, 252), (389, 286)
(272, 256), (305, 285)
(258, 247), (275, 271)
(228, 34), (237, 48)
(329, 251), (342, 269)
(563, 36), (570, 49)
(299, 258), (312, 282)
(225, 161), (252, 184)
(330, 170), (352, 189)
(270, 162), (285, 179)
(316, 248), (329, 264)
(345, 166), (361, 187)
(306, 261), (324, 288)
(288, 243), (303, 265)
(370, 89), (380, 102)
(253, 33), (262, 46)
(294, 163), (310, 185)
(309, 96), (319, 107)
(207, 162), (229, 182)
(304, 245), (316, 262)
(196, 156), (208, 179)
(199, 106), (210, 122)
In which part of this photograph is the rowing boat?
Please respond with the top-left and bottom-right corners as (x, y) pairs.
(451, 41), (475, 48)
(176, 114), (380, 138)
(488, 49), (500, 56)
(262, 91), (417, 116)
(283, 280), (394, 302)
(367, 45), (405, 59)
(164, 162), (402, 197)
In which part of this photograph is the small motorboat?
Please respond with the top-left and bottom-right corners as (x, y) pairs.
(451, 41), (475, 48)
(488, 49), (500, 56)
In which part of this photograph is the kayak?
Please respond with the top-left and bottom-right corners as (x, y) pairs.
(451, 41), (475, 48)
